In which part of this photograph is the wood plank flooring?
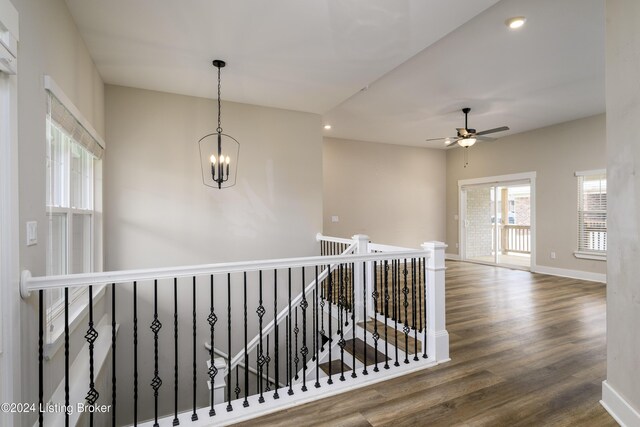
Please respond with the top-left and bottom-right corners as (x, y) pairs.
(236, 261), (615, 427)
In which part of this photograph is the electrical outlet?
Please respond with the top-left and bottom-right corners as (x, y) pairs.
(331, 215), (339, 223)
(550, 251), (556, 259)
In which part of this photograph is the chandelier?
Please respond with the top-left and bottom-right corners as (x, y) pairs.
(198, 59), (239, 189)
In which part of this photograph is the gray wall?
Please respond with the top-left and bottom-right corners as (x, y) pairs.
(104, 85), (323, 423)
(9, 0), (106, 424)
(323, 137), (446, 248)
(446, 114), (606, 275)
(605, 0), (640, 416)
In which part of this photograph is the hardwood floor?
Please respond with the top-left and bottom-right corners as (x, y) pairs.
(237, 261), (615, 427)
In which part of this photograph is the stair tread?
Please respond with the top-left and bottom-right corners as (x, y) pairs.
(319, 359), (352, 376)
(343, 337), (390, 365)
(358, 320), (422, 355)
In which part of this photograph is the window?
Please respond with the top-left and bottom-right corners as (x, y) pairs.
(44, 77), (104, 333)
(576, 170), (606, 260)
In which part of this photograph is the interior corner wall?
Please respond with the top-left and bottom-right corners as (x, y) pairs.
(604, 0), (640, 420)
(445, 114), (606, 275)
(104, 84), (323, 268)
(322, 137), (446, 248)
(10, 0), (105, 424)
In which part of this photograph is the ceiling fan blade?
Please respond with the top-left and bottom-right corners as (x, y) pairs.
(456, 128), (469, 137)
(426, 136), (458, 142)
(476, 136), (495, 141)
(445, 138), (462, 147)
(476, 126), (509, 136)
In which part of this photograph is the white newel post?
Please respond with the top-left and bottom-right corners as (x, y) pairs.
(352, 234), (370, 322)
(421, 241), (450, 363)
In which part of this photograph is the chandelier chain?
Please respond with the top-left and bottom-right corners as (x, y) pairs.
(217, 65), (222, 134)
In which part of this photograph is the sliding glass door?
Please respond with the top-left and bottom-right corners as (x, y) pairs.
(462, 181), (532, 269)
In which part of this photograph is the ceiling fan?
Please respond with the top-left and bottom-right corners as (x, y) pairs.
(426, 107), (509, 148)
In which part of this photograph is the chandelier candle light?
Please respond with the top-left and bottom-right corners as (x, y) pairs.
(199, 59), (239, 189)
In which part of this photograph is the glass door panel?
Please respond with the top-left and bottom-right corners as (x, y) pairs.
(464, 185), (496, 264)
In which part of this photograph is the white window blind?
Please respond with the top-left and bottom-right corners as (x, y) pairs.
(577, 171), (607, 254)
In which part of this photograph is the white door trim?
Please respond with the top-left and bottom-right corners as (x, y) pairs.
(458, 172), (537, 271)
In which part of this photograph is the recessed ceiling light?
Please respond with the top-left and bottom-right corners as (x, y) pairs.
(506, 16), (526, 29)
(324, 125), (332, 130)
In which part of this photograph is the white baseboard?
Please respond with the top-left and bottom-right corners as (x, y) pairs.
(601, 380), (640, 426)
(532, 264), (606, 283)
(445, 253), (460, 261)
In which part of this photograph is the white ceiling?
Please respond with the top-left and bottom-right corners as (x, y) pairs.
(65, 0), (605, 149)
(323, 0), (606, 148)
(64, 0), (499, 114)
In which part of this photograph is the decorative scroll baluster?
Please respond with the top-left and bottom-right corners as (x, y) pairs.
(288, 268), (294, 396)
(38, 290), (44, 427)
(273, 269), (280, 400)
(208, 274), (218, 416)
(243, 271), (249, 407)
(294, 308), (300, 381)
(320, 268), (326, 352)
(265, 335), (271, 392)
(383, 261), (390, 370)
(226, 273), (233, 411)
(150, 280), (161, 427)
(192, 277), (199, 421)
(86, 286), (99, 427)
(362, 262), (369, 376)
(394, 261), (400, 367)
(423, 257), (428, 359)
(338, 263), (346, 382)
(173, 279), (180, 426)
(111, 284), (116, 427)
(314, 265), (321, 388)
(412, 259), (419, 361)
(327, 264), (334, 384)
(235, 369), (240, 400)
(257, 270), (266, 403)
(372, 261), (380, 372)
(402, 259), (410, 364)
(301, 267), (308, 391)
(65, 287), (70, 427)
(133, 281), (138, 424)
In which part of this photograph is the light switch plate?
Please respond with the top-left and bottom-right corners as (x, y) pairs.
(331, 215), (339, 223)
(26, 221), (37, 246)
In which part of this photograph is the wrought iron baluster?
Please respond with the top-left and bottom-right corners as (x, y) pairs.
(273, 269), (280, 400)
(362, 262), (368, 376)
(351, 263), (356, 379)
(257, 270), (266, 403)
(192, 277), (198, 421)
(226, 273), (233, 411)
(86, 286), (99, 427)
(394, 260), (400, 367)
(243, 272), (249, 407)
(301, 267), (308, 391)
(111, 284), (117, 427)
(423, 257), (428, 359)
(173, 279), (180, 425)
(208, 274), (218, 416)
(413, 259), (419, 361)
(403, 259), (410, 364)
(338, 264), (346, 382)
(372, 261), (380, 372)
(314, 265), (321, 389)
(418, 256), (423, 334)
(383, 261), (390, 370)
(235, 369), (240, 400)
(38, 290), (44, 427)
(327, 264), (333, 384)
(150, 281), (161, 427)
(294, 308), (300, 381)
(288, 268), (293, 395)
(265, 335), (271, 392)
(133, 281), (138, 425)
(65, 287), (70, 427)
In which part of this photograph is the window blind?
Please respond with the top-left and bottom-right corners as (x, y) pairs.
(47, 92), (104, 159)
(577, 173), (607, 253)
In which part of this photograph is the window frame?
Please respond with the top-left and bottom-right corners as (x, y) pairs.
(575, 169), (607, 261)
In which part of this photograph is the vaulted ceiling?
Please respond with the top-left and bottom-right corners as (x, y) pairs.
(65, 0), (605, 148)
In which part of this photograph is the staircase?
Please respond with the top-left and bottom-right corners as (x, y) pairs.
(21, 234), (449, 426)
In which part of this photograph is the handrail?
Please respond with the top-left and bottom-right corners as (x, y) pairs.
(315, 232), (354, 245)
(369, 242), (414, 252)
(20, 247), (425, 296)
